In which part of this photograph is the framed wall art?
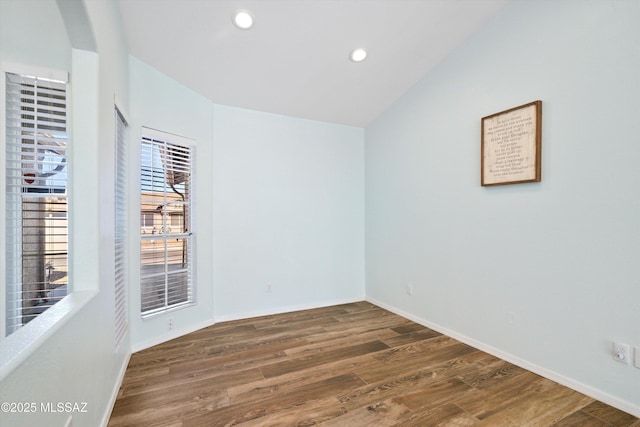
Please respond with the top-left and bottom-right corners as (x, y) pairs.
(481, 100), (542, 186)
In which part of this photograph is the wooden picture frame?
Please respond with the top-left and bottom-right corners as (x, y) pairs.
(481, 100), (542, 186)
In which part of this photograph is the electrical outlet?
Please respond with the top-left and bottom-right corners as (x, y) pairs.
(634, 346), (640, 369)
(406, 283), (413, 296)
(612, 341), (630, 364)
(266, 283), (272, 293)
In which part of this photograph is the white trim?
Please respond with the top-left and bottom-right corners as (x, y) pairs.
(141, 126), (196, 147)
(132, 317), (215, 353)
(140, 301), (195, 320)
(132, 296), (365, 353)
(366, 296), (640, 418)
(214, 296), (365, 324)
(0, 62), (68, 83)
(99, 350), (131, 427)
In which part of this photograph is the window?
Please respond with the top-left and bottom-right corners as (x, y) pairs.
(140, 129), (194, 316)
(114, 107), (128, 348)
(5, 72), (68, 336)
(140, 212), (155, 231)
(170, 213), (183, 229)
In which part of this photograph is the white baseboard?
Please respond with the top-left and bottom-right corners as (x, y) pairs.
(366, 296), (640, 419)
(132, 296), (364, 352)
(100, 350), (131, 427)
(132, 317), (217, 353)
(213, 296), (365, 324)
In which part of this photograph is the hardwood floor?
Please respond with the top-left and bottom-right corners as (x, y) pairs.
(109, 302), (640, 426)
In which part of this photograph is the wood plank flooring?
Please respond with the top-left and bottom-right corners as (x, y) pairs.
(109, 302), (640, 426)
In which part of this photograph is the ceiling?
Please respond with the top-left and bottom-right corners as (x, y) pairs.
(118, 0), (509, 127)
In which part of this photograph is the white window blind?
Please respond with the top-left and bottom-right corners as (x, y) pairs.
(5, 72), (68, 336)
(114, 107), (128, 348)
(140, 130), (194, 316)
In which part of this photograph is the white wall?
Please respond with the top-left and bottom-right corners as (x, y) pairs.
(0, 1), (131, 426)
(128, 57), (215, 349)
(0, 0), (71, 72)
(365, 0), (640, 416)
(4, 0), (636, 423)
(129, 58), (365, 348)
(213, 105), (365, 320)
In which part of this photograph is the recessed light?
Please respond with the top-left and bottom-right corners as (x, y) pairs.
(349, 48), (367, 62)
(233, 10), (254, 30)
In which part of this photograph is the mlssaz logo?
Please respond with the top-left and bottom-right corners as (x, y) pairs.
(40, 402), (88, 413)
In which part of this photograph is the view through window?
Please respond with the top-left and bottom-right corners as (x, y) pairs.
(4, 72), (69, 336)
(140, 131), (194, 316)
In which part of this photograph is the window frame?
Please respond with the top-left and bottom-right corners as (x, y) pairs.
(3, 69), (70, 337)
(139, 128), (195, 318)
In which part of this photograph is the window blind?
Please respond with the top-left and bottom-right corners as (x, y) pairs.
(140, 131), (194, 316)
(5, 72), (68, 335)
(114, 107), (128, 348)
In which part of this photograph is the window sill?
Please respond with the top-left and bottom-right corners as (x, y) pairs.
(0, 290), (97, 382)
(141, 301), (195, 320)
